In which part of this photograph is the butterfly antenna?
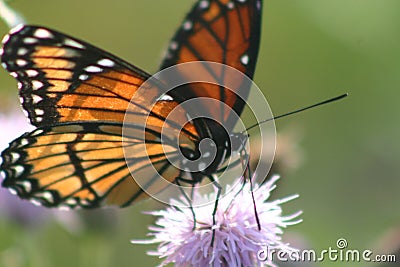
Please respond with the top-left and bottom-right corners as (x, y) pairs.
(244, 93), (348, 133)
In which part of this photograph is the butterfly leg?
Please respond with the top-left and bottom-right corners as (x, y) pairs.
(206, 174), (222, 247)
(190, 183), (195, 202)
(175, 177), (197, 231)
(242, 149), (261, 231)
(225, 152), (249, 211)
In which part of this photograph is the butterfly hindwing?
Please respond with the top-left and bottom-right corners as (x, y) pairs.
(1, 122), (183, 208)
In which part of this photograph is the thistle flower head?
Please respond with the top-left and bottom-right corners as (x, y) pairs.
(132, 175), (302, 267)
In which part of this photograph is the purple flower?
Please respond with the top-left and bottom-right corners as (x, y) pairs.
(0, 108), (34, 152)
(0, 109), (51, 227)
(132, 175), (302, 267)
(0, 108), (120, 233)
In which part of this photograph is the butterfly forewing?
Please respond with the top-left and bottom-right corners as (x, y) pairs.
(1, 25), (162, 126)
(160, 0), (262, 128)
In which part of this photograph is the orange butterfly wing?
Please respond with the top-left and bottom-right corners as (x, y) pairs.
(160, 0), (262, 128)
(1, 0), (263, 209)
(1, 122), (184, 208)
(2, 25), (166, 126)
(1, 25), (199, 208)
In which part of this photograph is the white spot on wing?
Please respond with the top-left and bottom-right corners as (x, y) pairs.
(35, 109), (44, 115)
(64, 38), (85, 49)
(199, 0), (210, 9)
(19, 138), (29, 146)
(80, 199), (90, 206)
(2, 34), (10, 44)
(17, 48), (28, 56)
(10, 152), (20, 163)
(8, 188), (18, 195)
(1, 62), (7, 69)
(34, 28), (54, 39)
(0, 48), (3, 56)
(256, 0), (261, 10)
(26, 69), (39, 77)
(30, 199), (42, 206)
(227, 2), (235, 9)
(13, 165), (24, 176)
(36, 191), (54, 203)
(32, 80), (44, 90)
(10, 72), (18, 78)
(32, 94), (43, 104)
(17, 82), (23, 89)
(23, 37), (37, 44)
(97, 58), (115, 67)
(84, 66), (103, 73)
(240, 54), (249, 65)
(79, 74), (89, 81)
(170, 41), (178, 51)
(16, 180), (32, 192)
(35, 117), (43, 122)
(32, 130), (44, 137)
(65, 198), (77, 206)
(183, 20), (193, 31)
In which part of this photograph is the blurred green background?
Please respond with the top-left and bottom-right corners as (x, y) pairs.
(0, 0), (399, 266)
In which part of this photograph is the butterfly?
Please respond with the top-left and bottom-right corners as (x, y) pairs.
(0, 0), (262, 210)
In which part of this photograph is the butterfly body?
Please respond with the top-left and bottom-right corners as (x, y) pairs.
(170, 101), (249, 181)
(1, 0), (262, 209)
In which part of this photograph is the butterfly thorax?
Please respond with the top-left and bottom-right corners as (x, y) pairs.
(178, 118), (233, 180)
